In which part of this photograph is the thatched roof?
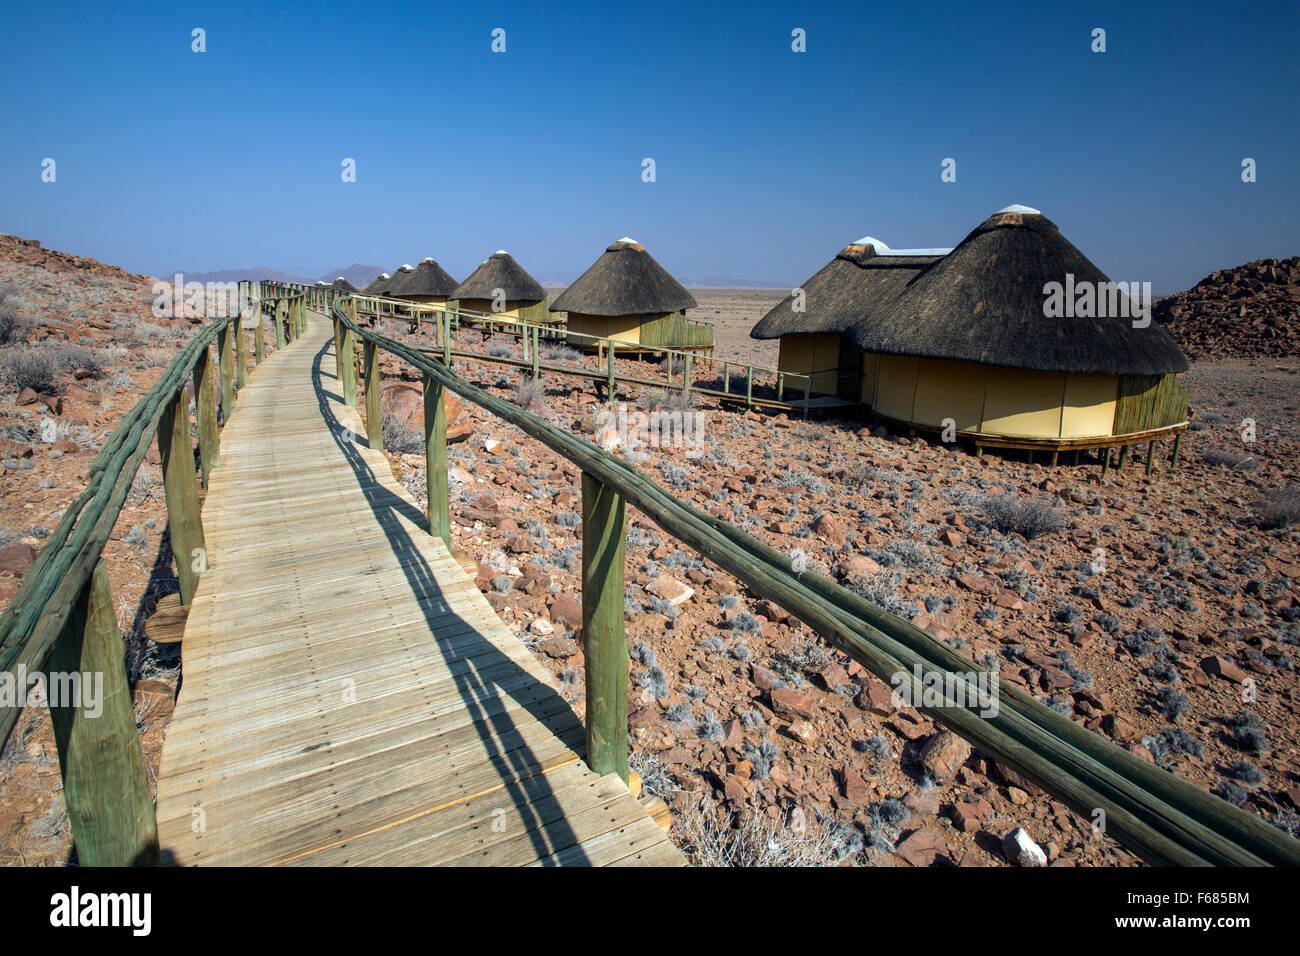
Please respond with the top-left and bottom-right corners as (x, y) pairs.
(389, 258), (457, 298)
(383, 264), (419, 296)
(363, 272), (391, 294)
(550, 239), (697, 316)
(331, 276), (358, 292)
(751, 239), (942, 339)
(851, 207), (1189, 375)
(452, 252), (545, 304)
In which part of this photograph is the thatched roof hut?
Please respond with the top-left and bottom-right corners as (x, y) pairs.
(852, 207), (1188, 376)
(331, 276), (358, 292)
(552, 239), (697, 317)
(453, 252), (546, 306)
(389, 258), (458, 302)
(752, 239), (942, 340)
(551, 239), (710, 350)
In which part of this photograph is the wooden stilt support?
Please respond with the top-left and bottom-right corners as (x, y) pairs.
(1118, 444), (1129, 468)
(235, 315), (249, 388)
(1171, 432), (1182, 472)
(48, 560), (160, 866)
(254, 301), (265, 366)
(158, 387), (207, 606)
(581, 471), (629, 784)
(424, 374), (450, 548)
(1146, 440), (1157, 476)
(607, 342), (616, 402)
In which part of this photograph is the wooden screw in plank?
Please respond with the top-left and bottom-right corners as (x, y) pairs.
(364, 340), (382, 448)
(581, 471), (629, 784)
(158, 388), (207, 606)
(194, 346), (220, 486)
(424, 374), (450, 548)
(218, 321), (236, 418)
(48, 560), (160, 866)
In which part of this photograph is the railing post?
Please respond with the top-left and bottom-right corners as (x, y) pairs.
(341, 306), (358, 408)
(254, 300), (266, 366)
(235, 312), (250, 388)
(48, 559), (160, 866)
(802, 368), (813, 418)
(364, 340), (382, 447)
(333, 315), (344, 383)
(158, 387), (207, 606)
(218, 320), (236, 418)
(442, 310), (452, 367)
(580, 471), (629, 784)
(683, 352), (693, 401)
(606, 342), (616, 401)
(531, 326), (540, 381)
(723, 361), (730, 394)
(194, 345), (220, 486)
(275, 300), (286, 348)
(424, 374), (450, 548)
(746, 366), (753, 407)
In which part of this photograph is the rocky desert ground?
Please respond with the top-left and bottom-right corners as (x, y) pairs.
(1, 238), (1297, 867)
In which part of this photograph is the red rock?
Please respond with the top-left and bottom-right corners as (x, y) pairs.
(16, 388), (38, 406)
(917, 730), (971, 782)
(939, 529), (962, 548)
(814, 662), (850, 691)
(770, 687), (816, 720)
(547, 594), (583, 627)
(1200, 655), (1249, 684)
(0, 543), (37, 577)
(856, 680), (898, 715)
(840, 768), (872, 805)
(895, 827), (948, 867)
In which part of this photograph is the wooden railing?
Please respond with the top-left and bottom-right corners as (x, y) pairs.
(0, 283), (299, 865)
(321, 285), (1300, 867)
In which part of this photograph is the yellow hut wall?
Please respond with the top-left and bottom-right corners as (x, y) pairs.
(566, 313), (642, 345)
(860, 352), (1122, 440)
(776, 334), (842, 396)
(459, 299), (523, 322)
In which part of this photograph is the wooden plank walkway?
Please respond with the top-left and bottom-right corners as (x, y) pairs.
(154, 311), (682, 866)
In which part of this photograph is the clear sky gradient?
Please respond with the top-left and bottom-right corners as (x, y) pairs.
(1, 0), (1296, 291)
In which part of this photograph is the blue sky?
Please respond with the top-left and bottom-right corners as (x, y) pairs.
(0, 0), (1296, 291)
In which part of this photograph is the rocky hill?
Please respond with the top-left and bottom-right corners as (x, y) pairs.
(1155, 256), (1299, 360)
(0, 235), (152, 284)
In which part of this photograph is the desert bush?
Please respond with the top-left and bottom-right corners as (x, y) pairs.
(977, 493), (1064, 539)
(381, 404), (424, 455)
(1256, 485), (1300, 529)
(540, 342), (580, 363)
(648, 389), (696, 412)
(1202, 447), (1257, 469)
(0, 347), (59, 393)
(673, 797), (861, 866)
(485, 342), (514, 359)
(0, 284), (27, 346)
(513, 379), (545, 411)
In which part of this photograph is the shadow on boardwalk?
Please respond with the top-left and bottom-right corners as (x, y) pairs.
(308, 334), (588, 865)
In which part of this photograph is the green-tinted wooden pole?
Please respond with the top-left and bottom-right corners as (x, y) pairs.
(684, 353), (694, 401)
(723, 362), (730, 394)
(1146, 440), (1157, 476)
(531, 326), (540, 381)
(194, 346), (220, 487)
(606, 342), (616, 401)
(1170, 432), (1182, 472)
(48, 560), (160, 866)
(364, 340), (382, 447)
(341, 327), (358, 408)
(442, 311), (451, 367)
(275, 300), (286, 349)
(218, 322), (236, 418)
(333, 316), (343, 383)
(746, 366), (753, 407)
(254, 301), (266, 366)
(580, 471), (629, 783)
(235, 314), (250, 388)
(424, 374), (450, 548)
(158, 388), (207, 606)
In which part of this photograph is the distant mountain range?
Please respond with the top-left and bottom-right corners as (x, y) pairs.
(176, 264), (791, 291)
(171, 264), (387, 288)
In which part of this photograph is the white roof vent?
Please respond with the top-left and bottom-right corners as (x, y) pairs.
(853, 235), (889, 249)
(996, 203), (1042, 215)
(399, 264), (413, 271)
(494, 249), (508, 255)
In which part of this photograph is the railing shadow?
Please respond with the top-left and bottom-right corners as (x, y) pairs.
(305, 318), (589, 865)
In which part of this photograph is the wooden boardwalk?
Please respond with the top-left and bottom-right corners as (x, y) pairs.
(154, 312), (682, 866)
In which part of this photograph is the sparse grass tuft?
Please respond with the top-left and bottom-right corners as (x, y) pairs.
(673, 797), (862, 867)
(977, 494), (1064, 539)
(1256, 485), (1300, 529)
